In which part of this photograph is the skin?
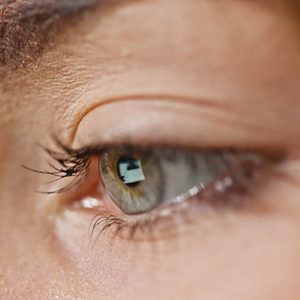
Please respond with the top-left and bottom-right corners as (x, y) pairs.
(1, 0), (300, 299)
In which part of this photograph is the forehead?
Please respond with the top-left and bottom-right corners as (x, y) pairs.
(0, 0), (298, 69)
(0, 0), (300, 152)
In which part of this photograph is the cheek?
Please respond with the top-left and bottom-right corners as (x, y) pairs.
(124, 210), (300, 300)
(170, 176), (300, 300)
(54, 164), (300, 300)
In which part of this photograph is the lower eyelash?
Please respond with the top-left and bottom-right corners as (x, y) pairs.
(88, 172), (254, 244)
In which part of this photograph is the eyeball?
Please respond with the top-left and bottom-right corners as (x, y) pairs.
(99, 148), (164, 214)
(99, 147), (263, 215)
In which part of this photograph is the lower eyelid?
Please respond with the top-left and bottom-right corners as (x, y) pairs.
(86, 165), (265, 242)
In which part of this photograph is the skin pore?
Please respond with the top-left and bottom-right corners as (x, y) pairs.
(1, 0), (300, 299)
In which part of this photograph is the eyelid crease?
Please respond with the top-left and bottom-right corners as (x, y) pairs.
(66, 94), (232, 144)
(66, 95), (291, 152)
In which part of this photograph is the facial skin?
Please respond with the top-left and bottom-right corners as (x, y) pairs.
(1, 0), (300, 299)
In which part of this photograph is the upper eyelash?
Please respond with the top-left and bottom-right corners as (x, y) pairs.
(22, 139), (99, 193)
(25, 142), (210, 193)
(23, 137), (274, 195)
(22, 138), (150, 193)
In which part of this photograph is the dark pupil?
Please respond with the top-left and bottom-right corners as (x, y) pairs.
(118, 157), (145, 187)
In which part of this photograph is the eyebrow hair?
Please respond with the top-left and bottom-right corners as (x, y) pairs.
(0, 0), (108, 70)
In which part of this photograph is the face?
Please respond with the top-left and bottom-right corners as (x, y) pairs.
(1, 0), (300, 299)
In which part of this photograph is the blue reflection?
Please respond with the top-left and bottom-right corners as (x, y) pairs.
(118, 158), (145, 185)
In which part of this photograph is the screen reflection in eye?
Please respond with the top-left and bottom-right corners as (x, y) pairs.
(118, 158), (146, 185)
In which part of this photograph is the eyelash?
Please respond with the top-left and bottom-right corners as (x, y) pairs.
(88, 182), (245, 243)
(26, 138), (269, 242)
(24, 140), (100, 193)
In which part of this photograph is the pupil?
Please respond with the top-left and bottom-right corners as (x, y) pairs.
(118, 157), (146, 187)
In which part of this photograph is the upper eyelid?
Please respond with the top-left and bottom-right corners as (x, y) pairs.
(69, 97), (291, 152)
(52, 133), (284, 161)
(49, 137), (240, 160)
(67, 95), (231, 144)
(67, 94), (234, 145)
(46, 133), (286, 166)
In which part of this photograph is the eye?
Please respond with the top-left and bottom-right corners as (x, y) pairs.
(100, 148), (163, 215)
(28, 141), (273, 240)
(99, 146), (263, 215)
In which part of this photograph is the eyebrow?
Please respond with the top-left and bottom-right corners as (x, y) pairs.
(0, 0), (112, 70)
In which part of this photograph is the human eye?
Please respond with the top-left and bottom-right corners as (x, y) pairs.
(99, 147), (263, 215)
(29, 139), (276, 242)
